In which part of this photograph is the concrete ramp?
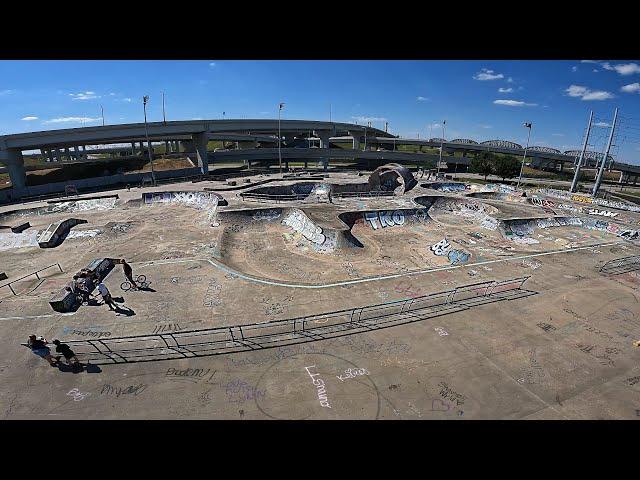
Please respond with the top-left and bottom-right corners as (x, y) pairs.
(37, 218), (88, 248)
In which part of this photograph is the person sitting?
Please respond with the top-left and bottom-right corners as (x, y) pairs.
(27, 335), (57, 366)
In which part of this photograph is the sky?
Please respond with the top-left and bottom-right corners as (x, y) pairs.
(2, 60), (640, 164)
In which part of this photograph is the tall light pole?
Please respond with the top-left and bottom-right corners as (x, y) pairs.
(162, 91), (166, 125)
(592, 107), (618, 197)
(570, 110), (593, 193)
(100, 105), (105, 126)
(142, 95), (156, 186)
(329, 103), (332, 123)
(278, 102), (285, 176)
(437, 120), (446, 178)
(517, 122), (532, 190)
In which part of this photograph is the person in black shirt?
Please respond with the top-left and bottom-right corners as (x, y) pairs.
(27, 335), (57, 366)
(52, 339), (80, 368)
(119, 259), (138, 289)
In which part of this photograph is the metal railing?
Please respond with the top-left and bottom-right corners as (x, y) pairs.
(57, 276), (532, 365)
(599, 255), (640, 275)
(0, 263), (63, 295)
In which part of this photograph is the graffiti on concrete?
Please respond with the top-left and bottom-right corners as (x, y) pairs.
(587, 208), (618, 218)
(252, 209), (281, 221)
(363, 209), (429, 230)
(282, 210), (325, 245)
(536, 188), (640, 213)
(430, 238), (470, 265)
(530, 197), (556, 208)
(432, 183), (468, 192)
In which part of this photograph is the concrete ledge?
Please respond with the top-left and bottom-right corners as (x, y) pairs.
(37, 218), (87, 248)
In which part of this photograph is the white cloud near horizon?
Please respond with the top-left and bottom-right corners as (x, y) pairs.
(473, 68), (504, 81)
(69, 91), (100, 101)
(352, 116), (387, 123)
(602, 62), (640, 75)
(493, 100), (537, 107)
(565, 84), (614, 101)
(498, 87), (513, 93)
(621, 82), (640, 93)
(43, 117), (101, 124)
(21, 116), (38, 121)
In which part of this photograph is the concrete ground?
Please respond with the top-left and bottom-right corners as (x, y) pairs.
(1, 171), (639, 420)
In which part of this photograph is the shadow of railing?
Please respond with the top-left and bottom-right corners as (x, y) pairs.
(56, 276), (535, 365)
(599, 255), (640, 275)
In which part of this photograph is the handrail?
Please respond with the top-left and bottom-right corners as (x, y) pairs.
(0, 263), (63, 295)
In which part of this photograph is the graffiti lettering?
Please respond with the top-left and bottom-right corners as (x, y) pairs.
(304, 365), (332, 408)
(100, 383), (148, 397)
(67, 388), (90, 402)
(336, 367), (369, 382)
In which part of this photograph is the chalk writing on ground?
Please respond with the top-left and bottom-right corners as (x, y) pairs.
(305, 365), (332, 408)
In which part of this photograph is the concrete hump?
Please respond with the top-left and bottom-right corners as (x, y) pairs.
(37, 218), (88, 248)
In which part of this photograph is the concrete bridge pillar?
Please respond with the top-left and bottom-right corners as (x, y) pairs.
(192, 132), (209, 175)
(74, 146), (81, 161)
(174, 141), (179, 153)
(284, 134), (295, 147)
(47, 149), (54, 162)
(54, 148), (62, 162)
(131, 142), (137, 156)
(139, 141), (144, 154)
(64, 147), (72, 162)
(348, 131), (360, 150)
(316, 131), (331, 149)
(3, 149), (27, 193)
(165, 141), (170, 154)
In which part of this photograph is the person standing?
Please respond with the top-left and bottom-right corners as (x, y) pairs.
(120, 259), (138, 289)
(97, 282), (117, 311)
(27, 335), (57, 366)
(52, 339), (80, 368)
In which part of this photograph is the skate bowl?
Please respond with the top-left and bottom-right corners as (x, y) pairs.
(0, 196), (118, 223)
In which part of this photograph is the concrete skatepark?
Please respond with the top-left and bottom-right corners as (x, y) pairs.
(1, 122), (640, 420)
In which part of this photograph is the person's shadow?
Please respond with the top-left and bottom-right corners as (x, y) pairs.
(56, 361), (102, 374)
(113, 305), (135, 316)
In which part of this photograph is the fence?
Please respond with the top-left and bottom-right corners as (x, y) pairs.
(55, 276), (533, 365)
(0, 263), (63, 296)
(599, 255), (640, 275)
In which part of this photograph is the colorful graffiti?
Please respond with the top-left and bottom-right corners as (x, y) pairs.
(430, 238), (471, 265)
(363, 209), (429, 230)
(282, 210), (325, 245)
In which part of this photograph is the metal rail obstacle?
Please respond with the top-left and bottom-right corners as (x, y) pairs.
(0, 263), (63, 296)
(599, 255), (640, 275)
(57, 276), (533, 365)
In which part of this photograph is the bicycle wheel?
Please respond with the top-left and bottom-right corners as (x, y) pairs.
(137, 275), (147, 283)
(120, 281), (132, 291)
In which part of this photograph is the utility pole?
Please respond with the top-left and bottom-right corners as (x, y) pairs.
(570, 110), (593, 193)
(100, 105), (105, 126)
(592, 107), (618, 197)
(329, 103), (332, 123)
(437, 120), (446, 178)
(517, 122), (532, 190)
(278, 102), (285, 176)
(162, 91), (166, 125)
(142, 95), (156, 186)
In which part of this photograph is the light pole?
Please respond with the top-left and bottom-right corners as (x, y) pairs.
(162, 91), (166, 125)
(142, 95), (156, 186)
(278, 102), (285, 176)
(517, 122), (532, 190)
(100, 105), (104, 126)
(437, 120), (446, 178)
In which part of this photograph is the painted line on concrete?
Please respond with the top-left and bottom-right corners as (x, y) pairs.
(133, 240), (627, 289)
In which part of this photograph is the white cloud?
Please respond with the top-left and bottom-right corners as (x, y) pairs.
(572, 66), (578, 72)
(416, 96), (429, 101)
(594, 122), (611, 127)
(602, 62), (640, 75)
(0, 89), (14, 95)
(552, 133), (564, 137)
(581, 60), (599, 64)
(493, 100), (537, 107)
(118, 97), (132, 102)
(351, 116), (387, 123)
(498, 87), (513, 93)
(473, 68), (504, 81)
(21, 116), (38, 121)
(621, 82), (640, 93)
(477, 124), (492, 129)
(507, 77), (514, 83)
(593, 69), (599, 73)
(43, 117), (101, 124)
(109, 92), (116, 96)
(209, 62), (216, 67)
(565, 84), (614, 101)
(69, 91), (100, 101)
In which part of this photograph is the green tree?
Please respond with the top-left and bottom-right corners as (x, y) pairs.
(469, 152), (494, 180)
(493, 155), (521, 181)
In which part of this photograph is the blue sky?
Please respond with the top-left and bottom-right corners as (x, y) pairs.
(2, 60), (640, 164)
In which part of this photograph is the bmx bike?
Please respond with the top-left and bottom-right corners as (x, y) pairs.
(120, 275), (148, 292)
